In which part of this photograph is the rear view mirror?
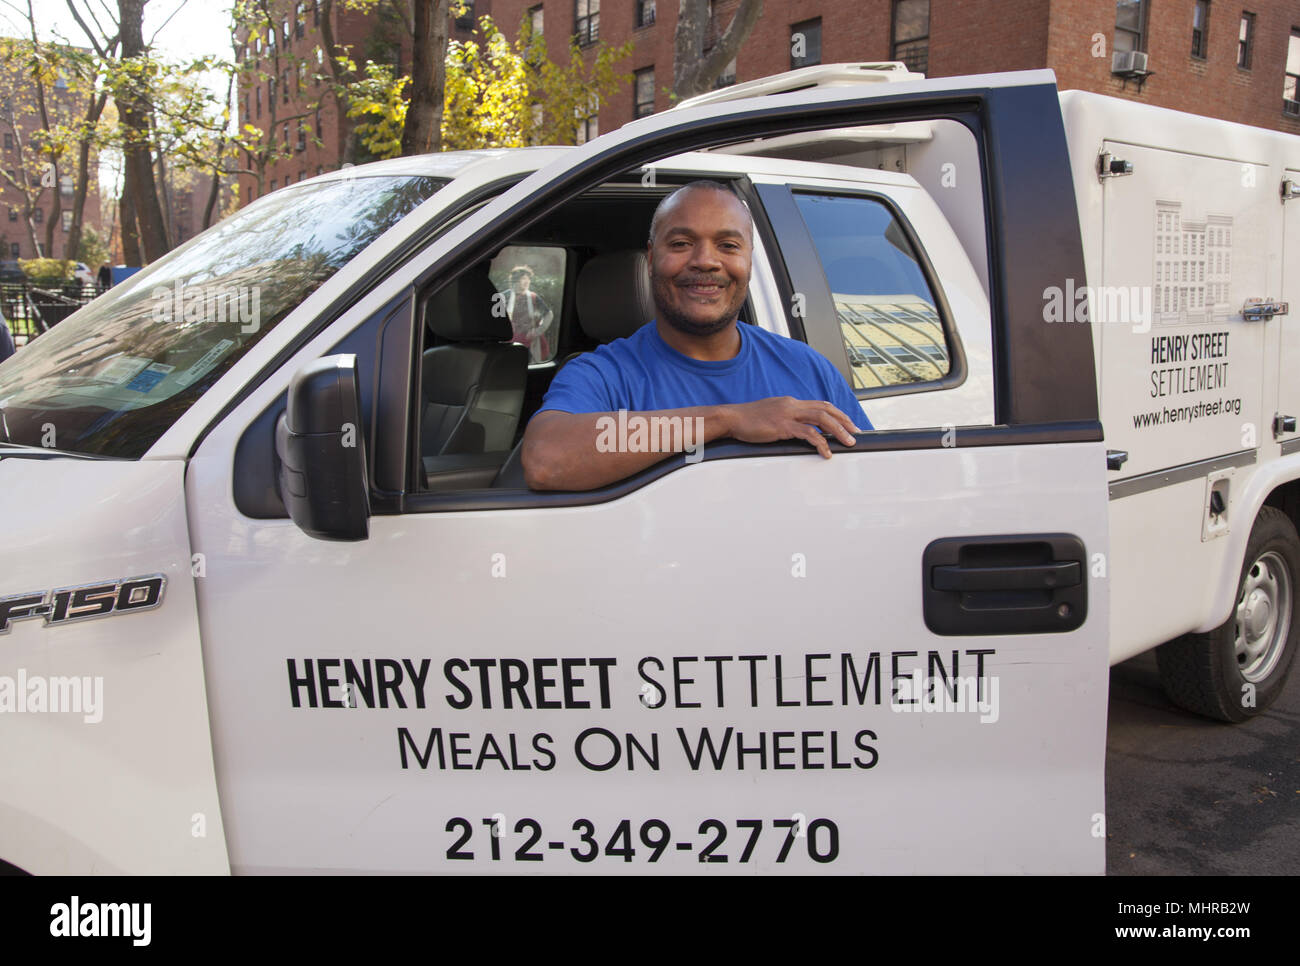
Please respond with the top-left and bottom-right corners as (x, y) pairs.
(275, 354), (370, 540)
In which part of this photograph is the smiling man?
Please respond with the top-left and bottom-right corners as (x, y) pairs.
(520, 180), (871, 491)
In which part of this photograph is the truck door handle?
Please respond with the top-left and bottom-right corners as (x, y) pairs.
(932, 561), (1081, 592)
(922, 535), (1088, 636)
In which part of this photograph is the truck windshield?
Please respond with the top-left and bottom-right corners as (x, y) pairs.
(0, 174), (444, 458)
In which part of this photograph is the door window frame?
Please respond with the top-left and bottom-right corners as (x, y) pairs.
(359, 82), (1100, 512)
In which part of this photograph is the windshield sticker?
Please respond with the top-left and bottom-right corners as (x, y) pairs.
(175, 339), (236, 389)
(93, 355), (151, 385)
(124, 363), (175, 394)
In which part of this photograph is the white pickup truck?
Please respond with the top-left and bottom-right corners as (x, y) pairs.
(1, 64), (1296, 875)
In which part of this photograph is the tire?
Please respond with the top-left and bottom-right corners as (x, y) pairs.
(1156, 505), (1300, 722)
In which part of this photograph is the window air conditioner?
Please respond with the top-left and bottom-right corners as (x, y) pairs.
(1112, 50), (1148, 74)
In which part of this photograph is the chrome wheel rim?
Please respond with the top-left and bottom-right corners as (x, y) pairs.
(1234, 550), (1291, 683)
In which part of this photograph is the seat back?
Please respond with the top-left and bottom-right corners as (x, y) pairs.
(422, 267), (528, 457)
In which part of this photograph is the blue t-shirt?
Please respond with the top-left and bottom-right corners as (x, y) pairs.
(538, 322), (872, 429)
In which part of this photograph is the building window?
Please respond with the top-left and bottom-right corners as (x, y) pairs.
(315, 108), (322, 137)
(283, 122), (290, 148)
(282, 71), (289, 102)
(297, 123), (306, 151)
(313, 0), (320, 26)
(6, 207), (14, 221)
(1115, 0), (1146, 52)
(891, 0), (929, 72)
(455, 0), (475, 29)
(270, 178), (277, 191)
(282, 18), (290, 43)
(2, 132), (10, 150)
(60, 174), (73, 198)
(296, 2), (305, 37)
(1238, 12), (1255, 68)
(61, 210), (72, 232)
(635, 0), (655, 28)
(316, 164), (324, 175)
(575, 0), (599, 46)
(32, 207), (42, 224)
(529, 4), (544, 35)
(790, 18), (822, 69)
(575, 96), (598, 144)
(9, 243), (17, 257)
(255, 36), (262, 55)
(256, 86), (263, 118)
(634, 67), (654, 117)
(1192, 1), (1210, 58)
(1287, 29), (1300, 112)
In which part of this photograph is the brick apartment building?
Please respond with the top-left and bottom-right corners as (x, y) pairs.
(487, 0), (1300, 137)
(235, 0), (480, 204)
(0, 40), (104, 262)
(237, 0), (1300, 202)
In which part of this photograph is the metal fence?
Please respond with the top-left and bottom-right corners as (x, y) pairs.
(1, 280), (105, 344)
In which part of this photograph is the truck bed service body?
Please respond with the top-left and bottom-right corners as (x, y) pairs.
(1, 64), (1297, 874)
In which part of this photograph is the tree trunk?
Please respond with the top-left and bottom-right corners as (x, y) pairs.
(202, 170), (222, 229)
(319, 0), (360, 164)
(672, 0), (762, 100)
(65, 86), (110, 263)
(45, 165), (61, 258)
(400, 0), (450, 155)
(118, 0), (171, 262)
(120, 162), (141, 267)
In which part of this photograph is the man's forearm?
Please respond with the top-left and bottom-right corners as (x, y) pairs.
(522, 406), (735, 491)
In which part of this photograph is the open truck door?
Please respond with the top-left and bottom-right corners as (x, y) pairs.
(184, 70), (1112, 873)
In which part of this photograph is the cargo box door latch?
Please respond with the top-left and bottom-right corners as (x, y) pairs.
(1242, 298), (1289, 321)
(1098, 152), (1133, 181)
(922, 534), (1087, 635)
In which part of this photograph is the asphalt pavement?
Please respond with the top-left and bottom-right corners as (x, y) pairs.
(1105, 650), (1300, 874)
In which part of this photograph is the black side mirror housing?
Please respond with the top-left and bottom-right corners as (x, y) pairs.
(275, 354), (370, 541)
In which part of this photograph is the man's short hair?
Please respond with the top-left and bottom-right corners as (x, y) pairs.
(647, 180), (752, 246)
(509, 265), (534, 281)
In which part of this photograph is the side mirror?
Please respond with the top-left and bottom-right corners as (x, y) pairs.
(275, 354), (370, 540)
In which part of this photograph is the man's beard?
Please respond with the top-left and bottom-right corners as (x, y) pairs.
(652, 272), (745, 337)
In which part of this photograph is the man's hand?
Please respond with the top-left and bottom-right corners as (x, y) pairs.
(522, 397), (861, 491)
(722, 397), (861, 459)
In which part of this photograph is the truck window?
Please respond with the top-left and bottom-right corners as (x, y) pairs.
(792, 192), (950, 391)
(0, 174), (444, 459)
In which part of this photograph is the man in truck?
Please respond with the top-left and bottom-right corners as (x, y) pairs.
(520, 180), (869, 491)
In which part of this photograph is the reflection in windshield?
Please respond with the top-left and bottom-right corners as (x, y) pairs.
(0, 175), (443, 458)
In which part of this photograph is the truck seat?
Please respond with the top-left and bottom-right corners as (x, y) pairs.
(421, 267), (528, 465)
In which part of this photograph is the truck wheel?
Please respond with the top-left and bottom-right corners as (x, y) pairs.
(1156, 506), (1300, 722)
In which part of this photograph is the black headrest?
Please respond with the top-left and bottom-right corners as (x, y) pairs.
(577, 250), (655, 343)
(427, 267), (513, 342)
